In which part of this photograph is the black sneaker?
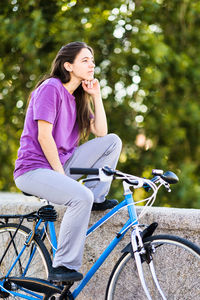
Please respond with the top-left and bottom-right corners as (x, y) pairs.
(48, 266), (83, 282)
(92, 199), (119, 211)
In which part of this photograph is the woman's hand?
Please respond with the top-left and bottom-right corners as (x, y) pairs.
(82, 78), (108, 136)
(82, 78), (101, 98)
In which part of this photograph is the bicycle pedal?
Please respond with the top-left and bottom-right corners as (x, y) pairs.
(59, 286), (74, 300)
(62, 281), (74, 285)
(50, 280), (74, 287)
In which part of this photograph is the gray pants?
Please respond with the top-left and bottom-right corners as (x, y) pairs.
(15, 134), (122, 270)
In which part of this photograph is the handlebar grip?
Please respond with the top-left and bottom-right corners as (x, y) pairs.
(70, 168), (99, 175)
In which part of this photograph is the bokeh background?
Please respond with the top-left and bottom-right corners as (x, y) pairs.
(0, 0), (200, 208)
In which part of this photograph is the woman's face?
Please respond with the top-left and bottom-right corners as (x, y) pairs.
(68, 48), (95, 81)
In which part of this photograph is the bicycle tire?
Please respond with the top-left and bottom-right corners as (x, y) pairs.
(106, 234), (200, 300)
(0, 223), (52, 299)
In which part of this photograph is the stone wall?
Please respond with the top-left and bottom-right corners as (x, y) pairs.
(0, 193), (199, 299)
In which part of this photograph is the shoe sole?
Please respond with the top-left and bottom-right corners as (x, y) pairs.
(48, 274), (83, 282)
(92, 200), (119, 211)
(92, 205), (117, 211)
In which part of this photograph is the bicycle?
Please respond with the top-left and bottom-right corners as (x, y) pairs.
(0, 166), (200, 299)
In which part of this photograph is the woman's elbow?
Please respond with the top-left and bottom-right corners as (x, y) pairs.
(96, 129), (108, 137)
(38, 132), (51, 144)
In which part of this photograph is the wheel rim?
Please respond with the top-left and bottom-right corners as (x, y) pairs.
(107, 237), (200, 300)
(0, 225), (49, 299)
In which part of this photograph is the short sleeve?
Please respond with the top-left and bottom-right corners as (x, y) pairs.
(33, 84), (60, 124)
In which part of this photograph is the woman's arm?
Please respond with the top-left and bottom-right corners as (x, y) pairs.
(90, 94), (108, 136)
(82, 79), (108, 137)
(38, 120), (65, 175)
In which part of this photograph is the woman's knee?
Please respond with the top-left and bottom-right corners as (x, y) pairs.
(84, 188), (94, 206)
(73, 186), (94, 207)
(106, 133), (122, 151)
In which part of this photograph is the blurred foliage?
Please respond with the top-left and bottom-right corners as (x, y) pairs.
(0, 0), (200, 208)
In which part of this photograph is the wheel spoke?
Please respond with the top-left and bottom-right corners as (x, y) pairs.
(106, 235), (200, 300)
(0, 224), (51, 299)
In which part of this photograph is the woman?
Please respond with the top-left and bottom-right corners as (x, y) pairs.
(14, 41), (122, 282)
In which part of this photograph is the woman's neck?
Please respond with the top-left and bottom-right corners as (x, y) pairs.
(62, 77), (81, 95)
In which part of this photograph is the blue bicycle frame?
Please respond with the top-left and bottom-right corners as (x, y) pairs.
(72, 189), (137, 299)
(0, 219), (45, 299)
(0, 187), (137, 299)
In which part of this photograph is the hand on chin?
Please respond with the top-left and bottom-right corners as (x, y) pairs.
(81, 78), (100, 96)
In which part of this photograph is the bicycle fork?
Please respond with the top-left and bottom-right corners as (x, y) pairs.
(131, 227), (167, 300)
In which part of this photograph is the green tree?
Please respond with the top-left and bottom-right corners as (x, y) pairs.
(0, 0), (200, 208)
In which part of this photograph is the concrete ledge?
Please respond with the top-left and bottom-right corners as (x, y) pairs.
(0, 193), (200, 299)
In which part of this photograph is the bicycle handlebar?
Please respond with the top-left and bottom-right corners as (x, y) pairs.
(69, 166), (179, 216)
(70, 166), (179, 186)
(70, 168), (99, 175)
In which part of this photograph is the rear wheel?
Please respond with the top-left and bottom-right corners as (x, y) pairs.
(106, 234), (200, 300)
(0, 223), (52, 299)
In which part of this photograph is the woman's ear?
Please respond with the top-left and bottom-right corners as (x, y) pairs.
(64, 62), (72, 72)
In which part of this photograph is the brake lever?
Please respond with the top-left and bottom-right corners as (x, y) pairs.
(160, 179), (171, 192)
(165, 183), (171, 192)
(102, 166), (116, 176)
(143, 176), (160, 192)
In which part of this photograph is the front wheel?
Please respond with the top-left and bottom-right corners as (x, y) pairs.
(106, 234), (200, 300)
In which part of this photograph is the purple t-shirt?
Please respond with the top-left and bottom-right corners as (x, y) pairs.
(14, 78), (79, 180)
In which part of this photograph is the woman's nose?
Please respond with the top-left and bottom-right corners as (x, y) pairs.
(89, 61), (95, 67)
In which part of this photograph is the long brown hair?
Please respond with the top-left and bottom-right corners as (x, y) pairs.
(29, 41), (94, 140)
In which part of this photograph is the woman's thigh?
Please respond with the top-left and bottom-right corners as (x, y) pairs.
(15, 168), (93, 206)
(64, 133), (122, 179)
